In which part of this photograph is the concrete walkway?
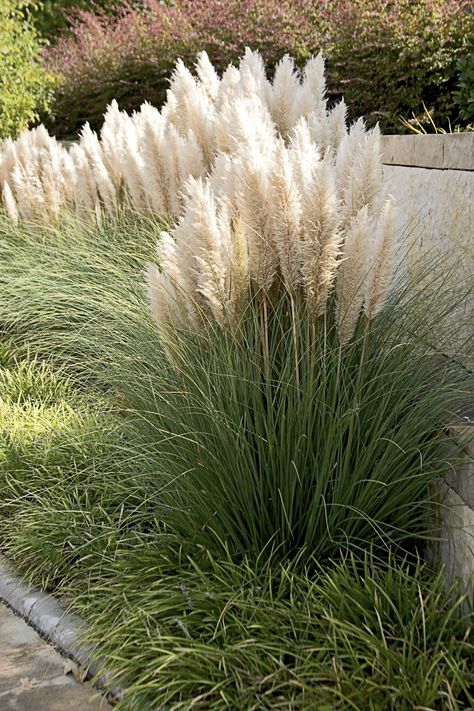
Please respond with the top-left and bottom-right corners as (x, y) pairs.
(0, 601), (109, 710)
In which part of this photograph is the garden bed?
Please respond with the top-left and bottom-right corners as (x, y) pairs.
(1, 51), (473, 709)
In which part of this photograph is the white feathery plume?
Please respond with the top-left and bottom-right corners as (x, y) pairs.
(175, 177), (231, 324)
(350, 124), (383, 216)
(0, 138), (17, 186)
(237, 48), (272, 105)
(10, 162), (45, 222)
(227, 203), (250, 317)
(19, 127), (62, 222)
(209, 154), (249, 315)
(36, 130), (65, 221)
(270, 139), (303, 292)
(147, 263), (173, 327)
(182, 85), (216, 167)
(288, 118), (321, 187)
(148, 231), (190, 329)
(169, 127), (206, 214)
(300, 158), (342, 316)
(336, 205), (372, 342)
(38, 148), (62, 221)
(364, 196), (397, 320)
(234, 153), (278, 295)
(328, 100), (348, 152)
(216, 64), (241, 107)
(336, 119), (384, 225)
(14, 129), (37, 173)
(8, 164), (28, 221)
(61, 149), (79, 204)
(100, 100), (127, 189)
(296, 53), (326, 120)
(209, 152), (234, 197)
(166, 58), (197, 124)
(269, 55), (301, 138)
(306, 110), (332, 154)
(215, 94), (275, 157)
(166, 58), (216, 166)
(213, 97), (239, 155)
(137, 104), (172, 216)
(195, 51), (220, 101)
(79, 124), (117, 215)
(160, 86), (178, 126)
(69, 143), (100, 219)
(335, 118), (363, 220)
(120, 116), (147, 212)
(1, 179), (19, 224)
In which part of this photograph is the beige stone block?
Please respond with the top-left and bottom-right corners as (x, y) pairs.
(382, 164), (474, 367)
(431, 483), (474, 593)
(381, 133), (474, 170)
(445, 423), (474, 509)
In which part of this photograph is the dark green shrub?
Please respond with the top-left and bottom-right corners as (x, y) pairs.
(453, 27), (474, 122)
(323, 0), (474, 133)
(0, 0), (58, 139)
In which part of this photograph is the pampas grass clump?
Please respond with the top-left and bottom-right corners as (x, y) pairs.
(1, 50), (394, 342)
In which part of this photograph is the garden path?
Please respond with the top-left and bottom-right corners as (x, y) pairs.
(0, 601), (109, 710)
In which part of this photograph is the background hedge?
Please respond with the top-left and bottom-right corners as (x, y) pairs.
(0, 0), (58, 140)
(2, 0), (473, 139)
(322, 0), (473, 133)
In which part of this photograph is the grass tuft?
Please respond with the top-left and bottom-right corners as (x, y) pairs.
(0, 212), (472, 708)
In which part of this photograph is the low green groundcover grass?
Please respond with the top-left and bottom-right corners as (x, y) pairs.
(0, 353), (473, 709)
(0, 212), (473, 708)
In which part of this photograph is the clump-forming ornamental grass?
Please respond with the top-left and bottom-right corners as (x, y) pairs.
(1, 52), (391, 342)
(1, 50), (399, 340)
(0, 51), (473, 566)
(1, 345), (473, 709)
(0, 219), (472, 566)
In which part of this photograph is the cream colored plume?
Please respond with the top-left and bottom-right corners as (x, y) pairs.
(147, 231), (189, 329)
(364, 196), (397, 320)
(336, 205), (372, 342)
(296, 53), (326, 120)
(80, 124), (117, 215)
(177, 177), (232, 324)
(270, 140), (303, 293)
(195, 51), (220, 101)
(237, 48), (272, 106)
(100, 99), (127, 189)
(0, 50), (397, 345)
(300, 158), (342, 316)
(165, 58), (216, 167)
(1, 179), (19, 224)
(269, 55), (301, 138)
(69, 143), (100, 219)
(336, 120), (383, 225)
(234, 152), (278, 296)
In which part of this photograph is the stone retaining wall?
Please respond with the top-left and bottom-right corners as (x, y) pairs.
(381, 134), (474, 592)
(435, 423), (474, 593)
(381, 133), (473, 368)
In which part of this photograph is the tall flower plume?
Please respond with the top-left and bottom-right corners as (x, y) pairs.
(0, 50), (395, 342)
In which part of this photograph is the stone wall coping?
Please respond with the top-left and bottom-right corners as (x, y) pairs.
(381, 134), (474, 171)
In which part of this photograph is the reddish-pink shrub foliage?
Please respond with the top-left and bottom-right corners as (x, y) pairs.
(43, 0), (473, 137)
(44, 0), (322, 136)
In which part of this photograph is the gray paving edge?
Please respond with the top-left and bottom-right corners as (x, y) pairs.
(0, 553), (124, 704)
